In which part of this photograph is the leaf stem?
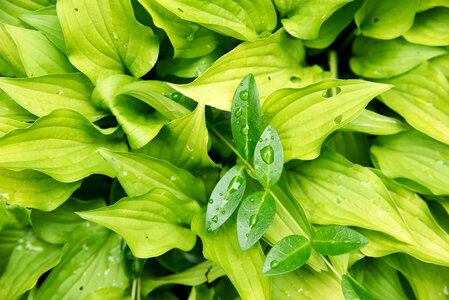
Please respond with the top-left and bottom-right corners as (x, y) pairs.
(137, 277), (142, 300)
(323, 256), (342, 280)
(131, 278), (137, 300)
(329, 50), (338, 79)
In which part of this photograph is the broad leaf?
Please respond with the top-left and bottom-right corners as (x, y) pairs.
(0, 73), (106, 121)
(148, 0), (277, 41)
(237, 191), (275, 251)
(206, 165), (246, 231)
(171, 29), (325, 111)
(261, 79), (391, 161)
(328, 131), (371, 166)
(98, 150), (205, 202)
(57, 0), (159, 84)
(311, 225), (369, 256)
(0, 228), (27, 273)
(0, 117), (29, 137)
(192, 212), (270, 300)
(138, 0), (219, 58)
(0, 196), (31, 230)
(262, 234), (311, 276)
(341, 275), (374, 300)
(0, 109), (127, 182)
(0, 0), (55, 27)
(0, 230), (62, 300)
(35, 223), (129, 300)
(403, 7), (449, 46)
(378, 63), (449, 145)
(231, 74), (261, 160)
(0, 168), (81, 211)
(350, 36), (447, 79)
(85, 288), (130, 300)
(78, 188), (200, 258)
(288, 148), (414, 243)
(0, 90), (35, 121)
(0, 23), (26, 77)
(354, 0), (419, 39)
(254, 125), (283, 187)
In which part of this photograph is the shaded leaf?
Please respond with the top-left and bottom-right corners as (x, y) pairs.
(341, 275), (374, 300)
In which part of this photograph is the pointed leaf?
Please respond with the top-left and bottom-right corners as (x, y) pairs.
(261, 79), (392, 161)
(231, 74), (261, 160)
(0, 0), (54, 27)
(206, 165), (246, 231)
(311, 225), (369, 256)
(254, 125), (283, 187)
(57, 0), (159, 84)
(0, 90), (35, 121)
(78, 189), (200, 258)
(237, 191), (275, 251)
(341, 275), (374, 300)
(341, 109), (410, 135)
(262, 234), (312, 276)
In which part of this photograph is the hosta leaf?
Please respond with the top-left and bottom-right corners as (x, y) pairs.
(0, 196), (31, 230)
(0, 0), (55, 27)
(272, 266), (344, 299)
(0, 90), (35, 121)
(0, 168), (80, 211)
(0, 228), (27, 273)
(0, 109), (127, 182)
(85, 288), (130, 300)
(379, 63), (449, 145)
(354, 0), (419, 39)
(311, 225), (369, 256)
(206, 165), (246, 231)
(261, 79), (392, 161)
(0, 73), (106, 121)
(237, 191), (275, 251)
(149, 0), (277, 41)
(288, 147), (414, 243)
(341, 275), (374, 300)
(57, 0), (159, 84)
(281, 0), (353, 40)
(4, 24), (75, 77)
(19, 6), (65, 52)
(231, 74), (261, 160)
(0, 23), (26, 77)
(171, 29), (325, 111)
(78, 188), (200, 258)
(350, 36), (447, 79)
(138, 0), (219, 58)
(403, 7), (449, 46)
(192, 212), (270, 300)
(98, 150), (205, 202)
(0, 230), (62, 300)
(262, 234), (312, 276)
(31, 198), (105, 244)
(35, 223), (129, 300)
(371, 130), (449, 195)
(142, 261), (224, 296)
(0, 117), (29, 137)
(328, 131), (371, 166)
(254, 125), (283, 187)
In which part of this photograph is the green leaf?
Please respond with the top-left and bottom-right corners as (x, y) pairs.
(138, 0), (219, 58)
(262, 79), (392, 161)
(171, 29), (325, 111)
(281, 0), (353, 40)
(350, 36), (447, 79)
(0, 117), (29, 137)
(4, 24), (76, 77)
(206, 165), (246, 231)
(378, 63), (449, 145)
(237, 191), (275, 251)
(0, 90), (35, 121)
(0, 196), (31, 230)
(0, 168), (81, 211)
(0, 228), (27, 273)
(328, 131), (371, 166)
(35, 223), (129, 300)
(188, 285), (214, 300)
(341, 109), (410, 136)
(97, 149), (205, 202)
(311, 225), (369, 256)
(341, 275), (374, 300)
(0, 23), (26, 77)
(147, 0), (277, 41)
(0, 109), (127, 182)
(57, 0), (159, 84)
(354, 0), (419, 39)
(192, 212), (271, 300)
(85, 288), (130, 300)
(19, 6), (66, 52)
(254, 125), (283, 187)
(371, 130), (449, 195)
(78, 188), (200, 258)
(288, 147), (414, 243)
(403, 7), (449, 46)
(231, 73), (261, 160)
(0, 0), (54, 27)
(262, 234), (312, 276)
(31, 198), (105, 244)
(0, 73), (106, 121)
(0, 230), (62, 300)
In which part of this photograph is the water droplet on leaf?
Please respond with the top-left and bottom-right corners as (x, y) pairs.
(249, 215), (258, 227)
(208, 199), (213, 204)
(211, 216), (218, 223)
(260, 145), (274, 164)
(239, 90), (249, 100)
(240, 125), (249, 135)
(235, 107), (242, 117)
(334, 114), (343, 124)
(227, 176), (243, 194)
(270, 260), (279, 268)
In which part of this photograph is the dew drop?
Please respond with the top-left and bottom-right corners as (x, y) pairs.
(171, 176), (177, 181)
(245, 233), (249, 237)
(74, 8), (79, 12)
(208, 199), (214, 204)
(112, 32), (118, 40)
(185, 32), (194, 41)
(56, 90), (63, 95)
(239, 90), (249, 101)
(211, 215), (218, 223)
(221, 210), (226, 215)
(290, 76), (302, 84)
(260, 145), (274, 164)
(322, 87), (341, 98)
(249, 215), (258, 227)
(259, 138), (263, 142)
(234, 107), (242, 117)
(227, 176), (243, 194)
(171, 92), (182, 101)
(240, 125), (249, 135)
(186, 145), (193, 152)
(334, 114), (343, 124)
(124, 43), (128, 48)
(270, 260), (279, 268)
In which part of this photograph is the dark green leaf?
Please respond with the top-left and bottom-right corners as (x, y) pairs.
(311, 225), (369, 256)
(341, 275), (374, 300)
(237, 191), (275, 251)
